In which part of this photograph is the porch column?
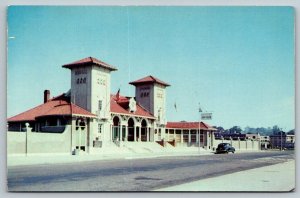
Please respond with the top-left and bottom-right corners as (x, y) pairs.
(196, 130), (199, 143)
(167, 129), (169, 141)
(124, 124), (128, 142)
(181, 129), (183, 143)
(147, 127), (151, 142)
(137, 124), (141, 142)
(188, 130), (191, 144)
(134, 126), (136, 142)
(119, 125), (123, 142)
(110, 124), (113, 141)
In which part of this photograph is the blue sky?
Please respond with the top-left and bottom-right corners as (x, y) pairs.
(7, 6), (295, 130)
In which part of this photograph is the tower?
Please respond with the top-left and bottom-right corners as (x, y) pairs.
(63, 57), (117, 147)
(129, 75), (170, 126)
(62, 57), (117, 118)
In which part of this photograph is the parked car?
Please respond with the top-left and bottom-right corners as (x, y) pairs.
(215, 143), (235, 154)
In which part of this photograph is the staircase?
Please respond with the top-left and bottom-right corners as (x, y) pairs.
(123, 142), (166, 154)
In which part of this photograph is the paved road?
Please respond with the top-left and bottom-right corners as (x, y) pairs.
(7, 151), (294, 191)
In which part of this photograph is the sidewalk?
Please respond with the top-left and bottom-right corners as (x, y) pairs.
(7, 149), (213, 167)
(156, 160), (295, 192)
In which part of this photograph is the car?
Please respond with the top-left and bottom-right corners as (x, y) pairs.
(215, 143), (235, 154)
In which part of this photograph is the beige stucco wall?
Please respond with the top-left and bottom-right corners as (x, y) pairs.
(7, 125), (72, 155)
(7, 131), (26, 154)
(212, 139), (260, 151)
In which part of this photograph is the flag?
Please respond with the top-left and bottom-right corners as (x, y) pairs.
(116, 88), (120, 101)
(174, 102), (177, 112)
(198, 103), (202, 112)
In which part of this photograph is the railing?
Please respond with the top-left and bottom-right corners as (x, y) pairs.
(167, 140), (176, 147)
(156, 140), (165, 147)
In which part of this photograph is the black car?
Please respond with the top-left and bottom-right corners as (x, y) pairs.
(215, 143), (235, 154)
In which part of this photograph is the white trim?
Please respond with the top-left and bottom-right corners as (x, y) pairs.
(111, 111), (155, 120)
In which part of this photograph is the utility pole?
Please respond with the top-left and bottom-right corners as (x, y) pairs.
(198, 103), (202, 153)
(280, 128), (283, 151)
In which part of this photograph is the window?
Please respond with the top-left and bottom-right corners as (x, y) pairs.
(77, 77), (86, 84)
(98, 124), (102, 133)
(98, 100), (102, 111)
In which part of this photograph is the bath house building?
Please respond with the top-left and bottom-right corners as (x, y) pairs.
(7, 57), (216, 154)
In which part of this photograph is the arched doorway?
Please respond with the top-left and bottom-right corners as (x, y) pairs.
(127, 118), (135, 141)
(141, 119), (147, 142)
(112, 116), (120, 141)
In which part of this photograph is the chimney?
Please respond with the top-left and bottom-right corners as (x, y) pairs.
(44, 90), (50, 103)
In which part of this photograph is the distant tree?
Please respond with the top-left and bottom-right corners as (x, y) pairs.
(229, 126), (242, 134)
(272, 125), (281, 135)
(217, 126), (225, 133)
(287, 129), (295, 135)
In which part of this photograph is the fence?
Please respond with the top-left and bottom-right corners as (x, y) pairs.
(212, 138), (260, 151)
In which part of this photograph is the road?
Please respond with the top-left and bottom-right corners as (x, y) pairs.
(7, 151), (294, 191)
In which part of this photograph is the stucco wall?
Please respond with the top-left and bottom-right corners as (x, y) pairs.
(212, 139), (260, 151)
(135, 84), (153, 115)
(7, 131), (26, 154)
(7, 125), (72, 155)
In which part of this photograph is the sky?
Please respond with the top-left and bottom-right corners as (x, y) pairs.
(7, 6), (295, 130)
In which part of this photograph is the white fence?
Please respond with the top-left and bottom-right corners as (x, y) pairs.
(212, 138), (260, 151)
(212, 139), (260, 150)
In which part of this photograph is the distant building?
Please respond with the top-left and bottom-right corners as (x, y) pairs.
(245, 133), (260, 140)
(259, 135), (270, 149)
(269, 133), (295, 149)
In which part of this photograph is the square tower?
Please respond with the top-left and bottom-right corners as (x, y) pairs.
(62, 57), (117, 118)
(129, 75), (170, 125)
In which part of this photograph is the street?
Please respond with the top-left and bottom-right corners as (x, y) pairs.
(7, 151), (294, 191)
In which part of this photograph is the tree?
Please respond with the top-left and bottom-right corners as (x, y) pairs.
(287, 129), (295, 135)
(229, 126), (242, 134)
(272, 125), (281, 135)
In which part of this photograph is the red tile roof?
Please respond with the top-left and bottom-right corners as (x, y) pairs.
(8, 99), (96, 122)
(129, 75), (170, 87)
(62, 57), (117, 71)
(166, 121), (216, 130)
(110, 95), (155, 119)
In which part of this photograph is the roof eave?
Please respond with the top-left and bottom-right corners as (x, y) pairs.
(62, 62), (117, 71)
(111, 111), (155, 120)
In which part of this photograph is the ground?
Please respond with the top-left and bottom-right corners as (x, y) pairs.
(7, 151), (294, 191)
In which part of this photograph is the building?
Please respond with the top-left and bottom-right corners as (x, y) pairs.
(269, 133), (295, 149)
(259, 135), (270, 149)
(7, 57), (216, 155)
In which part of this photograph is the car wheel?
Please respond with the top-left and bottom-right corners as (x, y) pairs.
(232, 151), (235, 154)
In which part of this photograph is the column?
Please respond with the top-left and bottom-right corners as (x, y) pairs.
(181, 130), (183, 143)
(138, 126), (141, 142)
(167, 129), (169, 141)
(196, 130), (199, 143)
(125, 125), (128, 142)
(110, 124), (113, 141)
(188, 130), (191, 144)
(207, 131), (210, 149)
(120, 125), (123, 142)
(148, 127), (151, 142)
(134, 126), (136, 142)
